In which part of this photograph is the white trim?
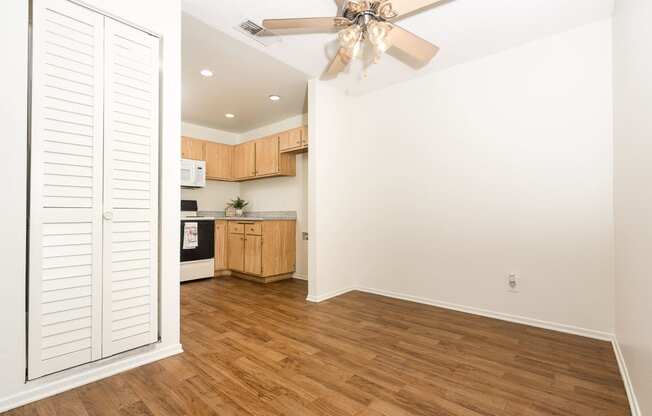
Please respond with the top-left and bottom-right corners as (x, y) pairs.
(306, 286), (356, 303)
(612, 337), (642, 416)
(0, 343), (183, 413)
(355, 286), (614, 341)
(292, 273), (308, 281)
(308, 285), (614, 341)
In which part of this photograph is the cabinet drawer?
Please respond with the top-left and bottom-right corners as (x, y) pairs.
(244, 222), (262, 235)
(228, 222), (245, 234)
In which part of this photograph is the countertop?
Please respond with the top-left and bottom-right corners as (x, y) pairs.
(198, 211), (297, 221)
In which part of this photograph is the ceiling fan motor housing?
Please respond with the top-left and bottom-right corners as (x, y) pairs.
(343, 1), (398, 22)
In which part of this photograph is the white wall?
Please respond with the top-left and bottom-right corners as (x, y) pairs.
(613, 0), (651, 413)
(0, 0), (182, 410)
(240, 115), (309, 277)
(310, 20), (615, 335)
(308, 80), (359, 299)
(0, 0), (29, 405)
(181, 122), (239, 211)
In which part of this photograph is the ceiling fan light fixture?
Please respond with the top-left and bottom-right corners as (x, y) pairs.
(366, 21), (393, 53)
(337, 24), (363, 58)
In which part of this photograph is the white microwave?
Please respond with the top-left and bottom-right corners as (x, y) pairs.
(181, 159), (206, 188)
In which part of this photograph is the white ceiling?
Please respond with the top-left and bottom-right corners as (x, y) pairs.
(182, 0), (614, 95)
(182, 13), (310, 132)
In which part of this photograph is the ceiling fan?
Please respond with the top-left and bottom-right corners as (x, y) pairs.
(260, 0), (446, 79)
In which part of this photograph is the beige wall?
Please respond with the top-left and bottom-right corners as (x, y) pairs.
(310, 20), (616, 334)
(614, 0), (651, 413)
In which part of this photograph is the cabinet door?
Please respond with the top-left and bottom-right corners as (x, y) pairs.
(28, 0), (105, 379)
(232, 142), (255, 179)
(244, 235), (263, 275)
(255, 136), (279, 176)
(261, 221), (296, 277)
(279, 130), (298, 152)
(205, 142), (232, 180)
(227, 233), (245, 272)
(215, 221), (228, 271)
(181, 137), (205, 160)
(102, 17), (160, 358)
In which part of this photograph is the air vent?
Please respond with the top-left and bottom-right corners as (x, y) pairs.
(239, 20), (264, 36)
(235, 20), (280, 46)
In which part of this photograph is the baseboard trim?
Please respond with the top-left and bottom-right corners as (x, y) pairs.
(612, 337), (642, 416)
(355, 286), (614, 341)
(0, 343), (183, 413)
(292, 273), (308, 281)
(306, 286), (356, 303)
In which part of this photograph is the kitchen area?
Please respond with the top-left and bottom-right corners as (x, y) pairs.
(180, 124), (308, 284)
(179, 13), (310, 294)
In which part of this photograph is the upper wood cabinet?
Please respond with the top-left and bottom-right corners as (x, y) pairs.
(279, 126), (308, 153)
(181, 136), (205, 160)
(180, 125), (303, 182)
(232, 141), (256, 180)
(205, 142), (232, 180)
(255, 136), (279, 176)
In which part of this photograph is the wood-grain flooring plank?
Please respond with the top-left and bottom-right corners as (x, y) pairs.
(5, 277), (631, 416)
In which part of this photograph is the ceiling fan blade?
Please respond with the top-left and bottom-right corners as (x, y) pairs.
(262, 17), (351, 32)
(387, 0), (447, 19)
(322, 48), (351, 79)
(387, 24), (439, 68)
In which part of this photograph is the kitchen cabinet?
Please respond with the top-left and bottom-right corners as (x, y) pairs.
(180, 125), (301, 182)
(224, 220), (296, 282)
(214, 220), (228, 271)
(205, 142), (232, 180)
(279, 126), (308, 153)
(255, 136), (279, 176)
(181, 136), (205, 160)
(232, 141), (256, 180)
(244, 235), (263, 275)
(227, 232), (245, 272)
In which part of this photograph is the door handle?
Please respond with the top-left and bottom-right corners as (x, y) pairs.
(103, 211), (113, 221)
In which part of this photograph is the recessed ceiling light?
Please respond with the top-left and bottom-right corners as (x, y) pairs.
(225, 113), (235, 119)
(200, 69), (213, 77)
(269, 95), (281, 101)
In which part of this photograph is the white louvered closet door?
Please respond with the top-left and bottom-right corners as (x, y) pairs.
(102, 18), (160, 357)
(28, 0), (104, 379)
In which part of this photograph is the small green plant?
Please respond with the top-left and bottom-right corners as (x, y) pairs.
(227, 197), (249, 210)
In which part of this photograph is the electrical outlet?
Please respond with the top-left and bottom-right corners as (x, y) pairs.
(508, 273), (519, 292)
(302, 232), (309, 241)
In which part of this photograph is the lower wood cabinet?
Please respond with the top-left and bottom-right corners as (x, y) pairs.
(214, 220), (228, 271)
(223, 220), (296, 281)
(227, 232), (245, 272)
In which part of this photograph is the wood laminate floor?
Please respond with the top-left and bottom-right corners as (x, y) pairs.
(6, 277), (630, 416)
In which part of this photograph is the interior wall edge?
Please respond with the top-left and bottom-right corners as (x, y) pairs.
(0, 343), (183, 413)
(611, 337), (643, 416)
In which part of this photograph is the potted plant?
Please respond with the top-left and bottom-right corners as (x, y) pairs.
(226, 197), (248, 217)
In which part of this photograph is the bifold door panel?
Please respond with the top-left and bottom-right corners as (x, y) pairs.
(29, 0), (159, 379)
(102, 17), (159, 358)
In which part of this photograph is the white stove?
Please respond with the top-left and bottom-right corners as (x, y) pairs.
(180, 200), (215, 282)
